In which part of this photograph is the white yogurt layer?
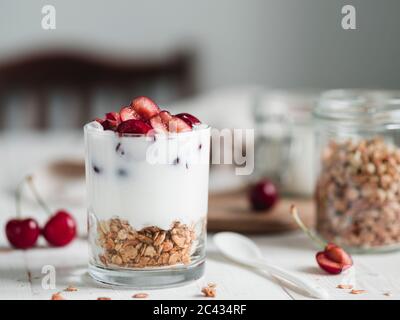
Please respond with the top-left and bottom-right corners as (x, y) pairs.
(84, 121), (210, 230)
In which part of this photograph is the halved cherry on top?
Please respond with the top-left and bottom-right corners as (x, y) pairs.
(96, 96), (201, 133)
(150, 110), (191, 133)
(117, 119), (152, 134)
(290, 205), (353, 274)
(175, 113), (201, 127)
(168, 117), (192, 133)
(130, 96), (160, 121)
(120, 106), (140, 121)
(101, 112), (122, 130)
(149, 111), (171, 133)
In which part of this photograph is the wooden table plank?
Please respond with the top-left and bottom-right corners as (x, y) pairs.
(3, 232), (400, 299)
(250, 232), (400, 300)
(0, 250), (32, 300)
(17, 238), (291, 300)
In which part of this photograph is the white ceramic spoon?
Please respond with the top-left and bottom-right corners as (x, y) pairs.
(213, 232), (329, 299)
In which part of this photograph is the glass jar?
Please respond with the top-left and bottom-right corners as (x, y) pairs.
(84, 121), (210, 287)
(253, 90), (318, 196)
(314, 90), (400, 253)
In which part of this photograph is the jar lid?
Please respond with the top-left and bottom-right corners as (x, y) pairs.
(314, 90), (400, 127)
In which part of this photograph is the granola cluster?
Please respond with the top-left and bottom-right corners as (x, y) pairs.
(316, 137), (400, 248)
(96, 218), (196, 268)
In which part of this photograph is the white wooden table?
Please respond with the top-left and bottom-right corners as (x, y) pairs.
(0, 132), (399, 300)
(1, 233), (400, 300)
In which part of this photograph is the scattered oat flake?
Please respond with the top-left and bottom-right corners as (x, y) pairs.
(132, 293), (148, 299)
(207, 282), (217, 288)
(51, 292), (65, 300)
(337, 284), (353, 289)
(64, 285), (78, 292)
(350, 289), (367, 295)
(202, 284), (217, 298)
(97, 297), (112, 300)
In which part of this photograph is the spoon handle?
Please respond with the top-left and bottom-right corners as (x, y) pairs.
(253, 259), (329, 299)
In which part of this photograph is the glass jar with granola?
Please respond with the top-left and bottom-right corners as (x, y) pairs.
(84, 97), (210, 287)
(314, 90), (400, 252)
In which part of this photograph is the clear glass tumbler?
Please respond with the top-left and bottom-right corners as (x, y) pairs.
(84, 121), (210, 287)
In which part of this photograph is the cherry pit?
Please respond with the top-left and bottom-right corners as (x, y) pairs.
(5, 175), (76, 249)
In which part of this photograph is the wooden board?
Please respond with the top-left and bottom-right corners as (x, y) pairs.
(208, 189), (315, 234)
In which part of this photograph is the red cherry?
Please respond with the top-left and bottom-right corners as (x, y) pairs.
(175, 113), (201, 127)
(168, 116), (192, 133)
(105, 112), (121, 123)
(159, 110), (173, 123)
(149, 114), (168, 133)
(95, 118), (105, 125)
(249, 179), (279, 211)
(316, 252), (344, 274)
(5, 218), (40, 249)
(101, 119), (119, 131)
(316, 249), (352, 274)
(324, 243), (353, 266)
(117, 119), (152, 134)
(42, 210), (76, 247)
(95, 112), (120, 131)
(130, 96), (160, 121)
(149, 110), (174, 133)
(119, 106), (140, 121)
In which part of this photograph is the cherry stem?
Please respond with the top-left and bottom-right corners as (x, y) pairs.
(15, 178), (26, 218)
(290, 205), (327, 249)
(26, 175), (52, 216)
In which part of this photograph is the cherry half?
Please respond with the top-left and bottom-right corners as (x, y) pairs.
(26, 176), (76, 247)
(175, 113), (201, 127)
(117, 119), (152, 135)
(290, 205), (353, 274)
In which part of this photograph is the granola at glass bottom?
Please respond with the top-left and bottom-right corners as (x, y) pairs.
(96, 218), (196, 268)
(316, 137), (400, 248)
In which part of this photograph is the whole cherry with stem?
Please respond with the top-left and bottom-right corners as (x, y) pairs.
(5, 178), (40, 249)
(26, 176), (77, 247)
(290, 205), (353, 274)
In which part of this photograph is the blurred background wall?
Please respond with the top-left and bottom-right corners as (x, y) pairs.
(0, 0), (399, 201)
(0, 0), (399, 131)
(1, 0), (400, 91)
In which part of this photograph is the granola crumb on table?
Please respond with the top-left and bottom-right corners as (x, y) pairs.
(337, 284), (353, 289)
(51, 292), (65, 300)
(349, 289), (367, 295)
(132, 293), (149, 299)
(201, 283), (217, 298)
(64, 285), (78, 292)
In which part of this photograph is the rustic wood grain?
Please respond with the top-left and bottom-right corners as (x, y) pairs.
(208, 190), (315, 233)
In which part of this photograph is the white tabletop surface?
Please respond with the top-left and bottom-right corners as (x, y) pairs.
(0, 132), (400, 300)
